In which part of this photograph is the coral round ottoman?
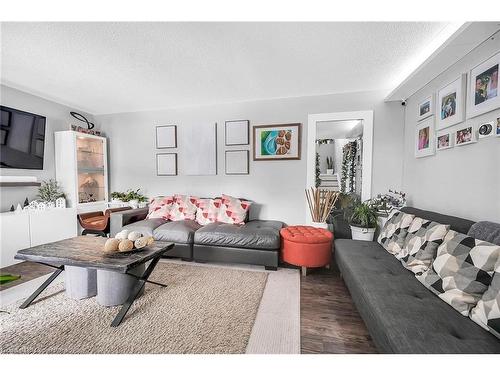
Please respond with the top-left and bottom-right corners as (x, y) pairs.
(280, 226), (333, 276)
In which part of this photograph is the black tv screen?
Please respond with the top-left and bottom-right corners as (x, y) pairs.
(0, 106), (46, 170)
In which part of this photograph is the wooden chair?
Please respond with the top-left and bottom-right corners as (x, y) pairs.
(78, 207), (131, 237)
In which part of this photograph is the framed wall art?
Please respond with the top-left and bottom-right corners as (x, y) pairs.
(415, 117), (435, 158)
(436, 132), (453, 151)
(455, 125), (476, 147)
(467, 51), (500, 118)
(156, 125), (177, 148)
(417, 95), (434, 121)
(225, 150), (249, 175)
(253, 123), (301, 160)
(225, 120), (249, 145)
(156, 153), (177, 176)
(182, 122), (217, 175)
(436, 74), (466, 130)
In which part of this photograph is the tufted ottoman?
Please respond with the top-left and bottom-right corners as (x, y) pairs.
(280, 225), (333, 276)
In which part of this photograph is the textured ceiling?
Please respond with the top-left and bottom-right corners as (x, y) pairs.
(0, 22), (449, 115)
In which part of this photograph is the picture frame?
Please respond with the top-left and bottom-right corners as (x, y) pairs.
(225, 150), (249, 175)
(156, 153), (177, 176)
(436, 131), (453, 151)
(253, 123), (301, 161)
(477, 121), (494, 139)
(467, 51), (500, 119)
(225, 120), (249, 146)
(436, 74), (466, 130)
(455, 125), (476, 147)
(417, 95), (434, 121)
(156, 125), (177, 148)
(415, 117), (435, 158)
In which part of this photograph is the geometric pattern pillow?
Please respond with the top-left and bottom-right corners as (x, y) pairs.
(377, 211), (415, 255)
(396, 218), (450, 274)
(146, 196), (174, 219)
(416, 230), (500, 316)
(195, 198), (222, 225)
(217, 194), (251, 225)
(169, 194), (199, 221)
(470, 259), (500, 339)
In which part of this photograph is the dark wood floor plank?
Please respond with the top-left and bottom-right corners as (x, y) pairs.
(300, 267), (378, 354)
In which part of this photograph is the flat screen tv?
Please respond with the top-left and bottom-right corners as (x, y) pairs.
(0, 105), (46, 170)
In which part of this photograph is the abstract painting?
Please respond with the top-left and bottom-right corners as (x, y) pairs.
(253, 123), (301, 160)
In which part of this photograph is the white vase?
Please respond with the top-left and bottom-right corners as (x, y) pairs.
(128, 199), (139, 209)
(310, 221), (329, 230)
(326, 169), (334, 175)
(350, 225), (376, 241)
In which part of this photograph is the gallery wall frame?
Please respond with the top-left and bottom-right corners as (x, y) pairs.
(253, 123), (301, 161)
(156, 153), (178, 176)
(436, 131), (453, 151)
(467, 51), (500, 119)
(415, 116), (435, 158)
(436, 74), (466, 130)
(225, 150), (249, 175)
(156, 125), (177, 148)
(455, 125), (477, 147)
(225, 120), (250, 146)
(417, 94), (434, 122)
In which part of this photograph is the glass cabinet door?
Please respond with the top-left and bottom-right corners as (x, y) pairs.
(76, 136), (106, 204)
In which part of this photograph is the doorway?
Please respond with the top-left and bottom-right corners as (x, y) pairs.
(306, 111), (373, 223)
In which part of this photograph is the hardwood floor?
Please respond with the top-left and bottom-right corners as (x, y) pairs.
(300, 267), (378, 354)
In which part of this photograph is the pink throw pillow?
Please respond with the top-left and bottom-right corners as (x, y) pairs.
(146, 196), (174, 220)
(169, 194), (199, 221)
(195, 198), (222, 225)
(218, 194), (251, 225)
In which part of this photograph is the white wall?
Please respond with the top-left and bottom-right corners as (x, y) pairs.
(402, 34), (500, 222)
(0, 85), (95, 212)
(97, 90), (404, 224)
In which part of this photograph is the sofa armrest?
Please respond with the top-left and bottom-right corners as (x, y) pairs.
(110, 208), (148, 237)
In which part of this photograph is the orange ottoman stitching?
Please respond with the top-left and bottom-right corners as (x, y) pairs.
(280, 226), (333, 272)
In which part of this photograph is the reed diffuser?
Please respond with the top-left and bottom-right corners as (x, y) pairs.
(305, 187), (339, 225)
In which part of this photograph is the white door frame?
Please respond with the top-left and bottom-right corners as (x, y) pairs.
(306, 110), (374, 223)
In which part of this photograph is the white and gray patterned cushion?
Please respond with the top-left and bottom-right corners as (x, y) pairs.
(377, 210), (415, 255)
(396, 217), (450, 274)
(417, 230), (500, 316)
(470, 259), (500, 338)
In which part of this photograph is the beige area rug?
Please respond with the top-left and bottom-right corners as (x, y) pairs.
(0, 263), (267, 354)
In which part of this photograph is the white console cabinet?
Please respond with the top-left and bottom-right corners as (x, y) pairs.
(0, 208), (77, 267)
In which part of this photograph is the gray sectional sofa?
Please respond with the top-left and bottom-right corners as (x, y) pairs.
(334, 207), (500, 353)
(110, 207), (283, 270)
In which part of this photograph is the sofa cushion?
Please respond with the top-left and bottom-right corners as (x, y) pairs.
(153, 220), (202, 244)
(169, 195), (198, 221)
(468, 221), (500, 246)
(122, 218), (167, 237)
(377, 211), (415, 255)
(417, 230), (500, 316)
(470, 259), (500, 338)
(195, 198), (221, 225)
(334, 239), (500, 353)
(217, 194), (252, 225)
(396, 218), (450, 274)
(194, 220), (283, 250)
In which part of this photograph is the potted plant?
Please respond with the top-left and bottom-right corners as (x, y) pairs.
(326, 156), (334, 174)
(37, 179), (65, 208)
(349, 201), (378, 241)
(123, 189), (148, 209)
(110, 191), (126, 203)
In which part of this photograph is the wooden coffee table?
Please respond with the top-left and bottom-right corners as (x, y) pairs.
(15, 236), (174, 327)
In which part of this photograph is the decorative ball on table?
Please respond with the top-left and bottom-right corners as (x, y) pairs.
(146, 236), (155, 246)
(115, 230), (130, 240)
(134, 237), (148, 249)
(103, 238), (120, 253)
(118, 239), (134, 252)
(127, 231), (142, 241)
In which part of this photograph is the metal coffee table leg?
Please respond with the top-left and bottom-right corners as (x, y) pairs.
(110, 255), (165, 327)
(19, 265), (65, 309)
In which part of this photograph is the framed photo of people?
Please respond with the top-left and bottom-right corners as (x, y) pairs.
(417, 95), (434, 121)
(436, 74), (466, 130)
(415, 116), (435, 158)
(467, 51), (500, 119)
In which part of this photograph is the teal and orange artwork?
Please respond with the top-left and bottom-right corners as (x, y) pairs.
(260, 129), (292, 155)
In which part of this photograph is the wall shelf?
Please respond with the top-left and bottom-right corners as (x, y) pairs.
(0, 182), (41, 187)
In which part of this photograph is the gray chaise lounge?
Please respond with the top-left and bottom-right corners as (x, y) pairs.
(110, 207), (283, 270)
(334, 207), (500, 353)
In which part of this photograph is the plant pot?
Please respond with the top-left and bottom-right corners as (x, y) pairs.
(310, 221), (329, 230)
(350, 225), (376, 241)
(326, 169), (334, 175)
(111, 198), (123, 204)
(128, 199), (139, 209)
(138, 202), (147, 208)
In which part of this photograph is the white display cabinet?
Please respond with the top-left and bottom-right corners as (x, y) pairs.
(55, 131), (108, 213)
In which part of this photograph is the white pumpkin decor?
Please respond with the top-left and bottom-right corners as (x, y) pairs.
(115, 230), (130, 240)
(127, 231), (142, 241)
